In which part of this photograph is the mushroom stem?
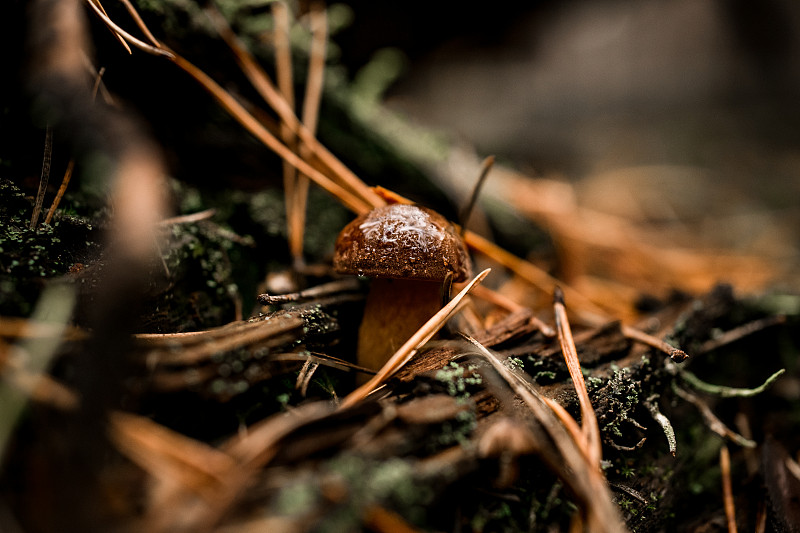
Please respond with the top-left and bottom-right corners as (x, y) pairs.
(357, 278), (444, 373)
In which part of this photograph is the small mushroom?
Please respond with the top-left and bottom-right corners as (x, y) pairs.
(333, 204), (471, 373)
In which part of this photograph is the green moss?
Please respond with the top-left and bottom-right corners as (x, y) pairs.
(0, 179), (101, 316)
(435, 361), (483, 399)
(270, 411), (479, 527)
(435, 408), (477, 449)
(149, 219), (240, 330)
(504, 356), (524, 371)
(274, 479), (319, 516)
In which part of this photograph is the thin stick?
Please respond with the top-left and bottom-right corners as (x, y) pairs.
(680, 368), (785, 398)
(644, 395), (677, 456)
(621, 324), (688, 362)
(339, 268), (491, 408)
(142, 318), (304, 366)
(553, 286), (602, 468)
(720, 445), (738, 533)
(30, 125), (53, 229)
(117, 0), (162, 48)
(158, 208), (217, 226)
(459, 155), (494, 237)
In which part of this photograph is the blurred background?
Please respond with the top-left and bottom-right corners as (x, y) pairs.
(333, 0), (800, 293)
(1, 0), (798, 316)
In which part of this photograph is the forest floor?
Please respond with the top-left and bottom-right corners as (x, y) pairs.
(1, 2), (799, 532)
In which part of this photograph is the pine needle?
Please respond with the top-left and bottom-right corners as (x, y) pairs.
(271, 2), (300, 263)
(291, 0), (328, 264)
(553, 286), (603, 468)
(30, 125), (52, 229)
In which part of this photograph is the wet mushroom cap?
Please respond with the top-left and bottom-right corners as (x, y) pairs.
(333, 204), (471, 282)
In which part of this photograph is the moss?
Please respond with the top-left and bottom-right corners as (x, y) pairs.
(143, 219), (241, 331)
(144, 178), (348, 331)
(274, 479), (319, 516)
(435, 361), (483, 399)
(269, 454), (438, 530)
(322, 455), (434, 529)
(435, 408), (477, 449)
(525, 354), (566, 385)
(0, 178), (101, 316)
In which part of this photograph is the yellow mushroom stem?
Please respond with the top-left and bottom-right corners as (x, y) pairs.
(357, 278), (446, 374)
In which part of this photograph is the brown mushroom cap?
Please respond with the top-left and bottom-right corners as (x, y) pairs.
(333, 204), (471, 282)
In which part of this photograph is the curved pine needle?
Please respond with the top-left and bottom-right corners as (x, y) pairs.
(30, 125), (52, 229)
(85, 0), (370, 213)
(459, 154), (495, 237)
(84, 0), (173, 58)
(86, 0), (131, 53)
(118, 0), (162, 48)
